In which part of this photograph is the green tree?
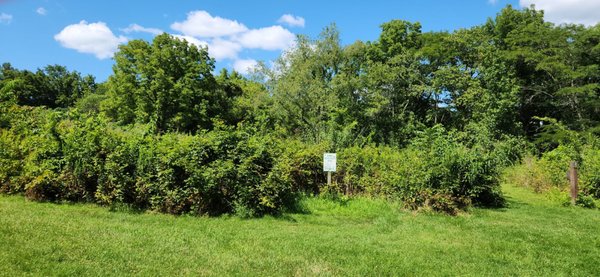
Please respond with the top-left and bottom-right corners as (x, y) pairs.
(0, 63), (94, 108)
(102, 33), (221, 133)
(360, 20), (428, 145)
(265, 25), (342, 144)
(484, 5), (600, 136)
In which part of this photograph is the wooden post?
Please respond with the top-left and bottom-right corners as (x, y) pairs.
(327, 171), (332, 187)
(569, 161), (578, 205)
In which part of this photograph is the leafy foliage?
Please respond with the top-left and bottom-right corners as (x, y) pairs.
(3, 5), (600, 215)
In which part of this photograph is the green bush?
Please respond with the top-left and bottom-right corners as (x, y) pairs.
(0, 108), (509, 215)
(271, 140), (328, 195)
(503, 141), (600, 208)
(271, 127), (506, 213)
(133, 130), (297, 216)
(0, 129), (23, 193)
(56, 117), (104, 201)
(0, 108), (299, 216)
(580, 146), (600, 199)
(95, 126), (145, 207)
(1, 106), (63, 194)
(539, 145), (576, 188)
(406, 128), (505, 211)
(19, 110), (65, 200)
(502, 156), (553, 192)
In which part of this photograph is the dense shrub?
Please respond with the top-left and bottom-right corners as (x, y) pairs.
(503, 144), (578, 192)
(1, 106), (51, 193)
(404, 128), (505, 211)
(540, 145), (577, 188)
(0, 130), (23, 193)
(95, 126), (145, 206)
(132, 130), (296, 216)
(57, 117), (105, 201)
(7, 108), (66, 198)
(503, 140), (600, 208)
(271, 127), (506, 214)
(0, 107), (298, 216)
(580, 146), (600, 199)
(1, 108), (511, 215)
(272, 140), (328, 195)
(502, 156), (553, 192)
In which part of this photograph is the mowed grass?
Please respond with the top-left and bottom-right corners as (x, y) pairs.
(1, 185), (599, 276)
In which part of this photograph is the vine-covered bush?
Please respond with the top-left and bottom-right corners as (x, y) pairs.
(0, 129), (23, 193)
(0, 107), (511, 215)
(271, 126), (507, 214)
(337, 129), (504, 213)
(0, 108), (298, 216)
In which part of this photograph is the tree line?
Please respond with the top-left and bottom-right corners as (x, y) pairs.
(1, 5), (599, 215)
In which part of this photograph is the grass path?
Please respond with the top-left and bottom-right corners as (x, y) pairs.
(1, 185), (599, 276)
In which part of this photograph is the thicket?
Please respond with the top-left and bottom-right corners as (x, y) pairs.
(2, 5), (600, 215)
(0, 106), (515, 215)
(503, 134), (600, 208)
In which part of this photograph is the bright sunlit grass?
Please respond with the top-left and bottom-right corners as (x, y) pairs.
(1, 184), (599, 276)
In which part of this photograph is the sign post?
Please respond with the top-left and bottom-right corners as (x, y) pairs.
(569, 161), (578, 205)
(323, 153), (337, 187)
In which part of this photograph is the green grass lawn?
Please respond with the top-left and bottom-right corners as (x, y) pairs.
(1, 185), (599, 276)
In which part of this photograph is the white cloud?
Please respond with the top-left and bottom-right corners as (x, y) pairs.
(173, 35), (241, 61)
(54, 21), (127, 59)
(277, 14), (305, 28)
(171, 10), (248, 37)
(0, 13), (12, 24)
(236, 25), (296, 51)
(122, 24), (163, 35)
(172, 34), (209, 48)
(169, 10), (298, 69)
(520, 0), (600, 26)
(36, 7), (47, 16)
(233, 59), (258, 74)
(209, 38), (242, 61)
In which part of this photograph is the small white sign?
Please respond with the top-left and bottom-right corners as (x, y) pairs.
(323, 153), (337, 172)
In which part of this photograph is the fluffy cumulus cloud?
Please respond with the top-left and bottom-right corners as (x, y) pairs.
(277, 14), (305, 28)
(122, 23), (163, 35)
(0, 12), (12, 24)
(171, 10), (248, 37)
(236, 25), (296, 51)
(168, 10), (298, 73)
(54, 21), (127, 59)
(520, 0), (600, 26)
(233, 59), (258, 74)
(209, 38), (243, 60)
(36, 7), (47, 16)
(173, 35), (240, 61)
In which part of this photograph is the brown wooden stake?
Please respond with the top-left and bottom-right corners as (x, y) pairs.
(569, 161), (579, 206)
(327, 171), (331, 188)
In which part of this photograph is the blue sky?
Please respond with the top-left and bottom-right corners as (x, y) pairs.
(1, 0), (599, 82)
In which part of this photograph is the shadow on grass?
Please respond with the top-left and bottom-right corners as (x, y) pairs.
(477, 195), (529, 213)
(271, 214), (299, 222)
(107, 203), (146, 214)
(504, 195), (530, 209)
(282, 198), (312, 216)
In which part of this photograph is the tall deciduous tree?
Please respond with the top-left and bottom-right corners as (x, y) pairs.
(102, 33), (220, 133)
(265, 25), (342, 144)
